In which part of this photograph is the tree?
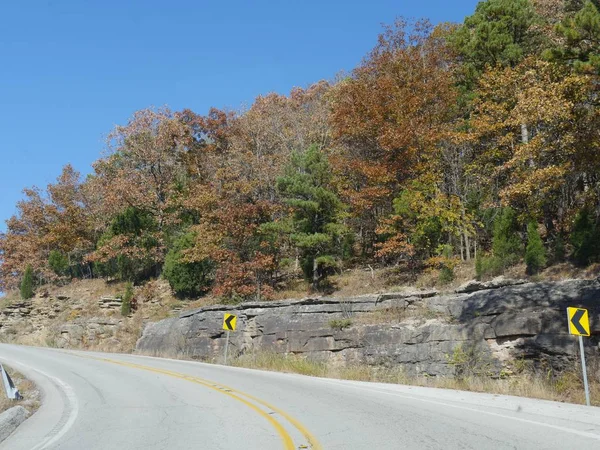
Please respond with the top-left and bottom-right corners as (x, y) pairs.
(20, 265), (34, 300)
(163, 232), (214, 297)
(451, 0), (542, 89)
(329, 19), (457, 255)
(48, 250), (69, 277)
(525, 221), (547, 274)
(544, 1), (600, 73)
(277, 146), (347, 289)
(90, 207), (161, 282)
(120, 282), (134, 316)
(570, 207), (600, 265)
(492, 208), (522, 267)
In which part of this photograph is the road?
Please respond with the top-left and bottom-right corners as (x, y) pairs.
(0, 344), (599, 449)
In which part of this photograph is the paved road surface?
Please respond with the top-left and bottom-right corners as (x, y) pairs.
(0, 344), (599, 449)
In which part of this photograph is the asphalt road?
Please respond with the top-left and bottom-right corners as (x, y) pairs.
(0, 344), (599, 449)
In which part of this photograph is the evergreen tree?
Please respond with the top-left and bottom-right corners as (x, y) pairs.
(94, 207), (160, 282)
(277, 145), (348, 289)
(48, 250), (69, 277)
(544, 1), (600, 73)
(163, 232), (214, 298)
(451, 0), (541, 90)
(20, 264), (34, 300)
(120, 282), (133, 316)
(492, 208), (522, 268)
(525, 222), (547, 274)
(570, 207), (600, 265)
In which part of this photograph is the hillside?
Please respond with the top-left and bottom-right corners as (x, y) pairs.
(2, 1), (600, 305)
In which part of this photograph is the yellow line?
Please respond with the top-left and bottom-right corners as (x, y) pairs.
(85, 356), (296, 450)
(216, 382), (323, 450)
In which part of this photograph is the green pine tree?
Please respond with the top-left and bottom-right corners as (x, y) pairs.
(276, 145), (348, 290)
(570, 207), (600, 266)
(20, 264), (34, 300)
(121, 282), (134, 316)
(450, 0), (541, 91)
(48, 250), (69, 277)
(544, 1), (600, 73)
(492, 208), (522, 268)
(525, 222), (547, 275)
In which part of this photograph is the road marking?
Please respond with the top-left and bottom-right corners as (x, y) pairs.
(3, 360), (80, 450)
(76, 354), (322, 449)
(99, 352), (323, 450)
(320, 380), (600, 441)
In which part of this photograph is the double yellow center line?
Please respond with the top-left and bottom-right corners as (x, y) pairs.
(81, 354), (322, 450)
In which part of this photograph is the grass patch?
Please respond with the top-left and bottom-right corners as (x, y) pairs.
(228, 351), (600, 407)
(329, 318), (353, 330)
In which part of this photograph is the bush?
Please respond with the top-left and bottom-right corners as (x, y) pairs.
(475, 254), (504, 280)
(121, 282), (133, 316)
(525, 222), (547, 275)
(329, 318), (353, 330)
(437, 244), (455, 284)
(20, 265), (34, 300)
(49, 250), (69, 277)
(163, 232), (214, 298)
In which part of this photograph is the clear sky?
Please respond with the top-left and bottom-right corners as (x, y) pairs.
(0, 0), (479, 232)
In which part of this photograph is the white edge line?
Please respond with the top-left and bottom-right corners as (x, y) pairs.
(316, 379), (600, 441)
(5, 360), (79, 450)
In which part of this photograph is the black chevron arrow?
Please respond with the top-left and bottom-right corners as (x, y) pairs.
(571, 309), (587, 335)
(224, 315), (236, 330)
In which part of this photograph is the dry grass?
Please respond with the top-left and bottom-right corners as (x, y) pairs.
(229, 351), (600, 407)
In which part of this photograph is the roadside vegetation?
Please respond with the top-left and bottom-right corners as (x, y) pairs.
(1, 1), (600, 306)
(230, 351), (600, 407)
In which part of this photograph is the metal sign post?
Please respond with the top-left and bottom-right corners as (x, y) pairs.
(578, 335), (591, 407)
(567, 307), (591, 406)
(224, 330), (230, 365)
(222, 313), (237, 366)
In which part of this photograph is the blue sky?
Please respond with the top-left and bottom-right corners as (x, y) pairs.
(0, 0), (479, 232)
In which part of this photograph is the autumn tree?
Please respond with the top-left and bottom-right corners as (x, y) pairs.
(89, 108), (191, 274)
(330, 19), (457, 256)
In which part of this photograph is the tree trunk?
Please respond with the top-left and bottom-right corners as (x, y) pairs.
(464, 230), (471, 261)
(312, 257), (319, 291)
(521, 123), (529, 144)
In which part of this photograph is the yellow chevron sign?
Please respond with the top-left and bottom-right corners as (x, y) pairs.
(223, 313), (237, 331)
(567, 307), (590, 337)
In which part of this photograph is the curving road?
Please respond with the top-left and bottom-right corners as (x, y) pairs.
(0, 344), (599, 449)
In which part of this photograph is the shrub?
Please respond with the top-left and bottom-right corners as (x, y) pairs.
(525, 221), (547, 275)
(49, 250), (69, 277)
(163, 232), (214, 298)
(475, 254), (504, 280)
(121, 282), (133, 316)
(437, 244), (455, 284)
(447, 343), (494, 380)
(329, 318), (353, 330)
(20, 265), (34, 300)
